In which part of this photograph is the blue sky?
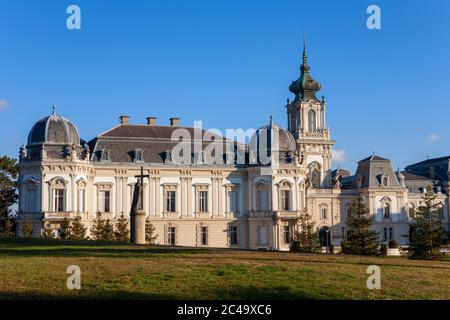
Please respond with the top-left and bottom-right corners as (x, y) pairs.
(0, 0), (449, 173)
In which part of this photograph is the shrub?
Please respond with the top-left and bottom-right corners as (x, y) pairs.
(329, 244), (334, 254)
(380, 243), (387, 256)
(340, 240), (349, 254)
(388, 239), (399, 249)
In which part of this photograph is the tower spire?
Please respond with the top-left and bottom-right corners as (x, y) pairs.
(289, 33), (321, 101)
(302, 32), (307, 68)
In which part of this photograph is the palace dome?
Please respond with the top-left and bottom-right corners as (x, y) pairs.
(249, 120), (297, 165)
(27, 108), (81, 146)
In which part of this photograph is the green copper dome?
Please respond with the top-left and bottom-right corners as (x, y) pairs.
(289, 39), (321, 102)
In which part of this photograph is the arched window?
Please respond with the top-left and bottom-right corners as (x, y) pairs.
(383, 203), (390, 218)
(308, 109), (317, 131)
(76, 179), (86, 213)
(49, 178), (66, 212)
(408, 204), (415, 219)
(311, 169), (321, 188)
(255, 181), (270, 212)
(278, 181), (292, 211)
(308, 109), (316, 131)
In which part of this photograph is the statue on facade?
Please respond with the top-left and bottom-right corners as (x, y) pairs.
(130, 167), (149, 244)
(19, 145), (27, 161)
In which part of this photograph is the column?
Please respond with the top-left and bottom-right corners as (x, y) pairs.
(187, 178), (192, 217)
(180, 178), (186, 217)
(41, 173), (47, 212)
(149, 177), (155, 217)
(218, 178), (224, 217)
(70, 173), (76, 213)
(116, 177), (122, 217)
(155, 177), (161, 217)
(211, 178), (217, 216)
(272, 182), (278, 212)
(247, 176), (253, 212)
(122, 177), (127, 215)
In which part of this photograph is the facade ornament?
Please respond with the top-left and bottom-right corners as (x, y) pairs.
(41, 144), (47, 160)
(19, 145), (27, 161)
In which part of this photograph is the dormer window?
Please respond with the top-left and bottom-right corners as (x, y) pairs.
(100, 149), (110, 162)
(382, 175), (388, 187)
(194, 151), (204, 164)
(164, 150), (172, 164)
(134, 149), (143, 163)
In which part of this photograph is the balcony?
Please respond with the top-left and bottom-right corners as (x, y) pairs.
(248, 210), (272, 218)
(273, 210), (301, 219)
(299, 129), (330, 140)
(43, 211), (90, 220)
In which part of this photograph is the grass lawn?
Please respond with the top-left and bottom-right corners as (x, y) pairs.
(0, 238), (449, 300)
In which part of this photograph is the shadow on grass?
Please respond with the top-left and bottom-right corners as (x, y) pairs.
(1, 238), (449, 272)
(0, 285), (323, 300)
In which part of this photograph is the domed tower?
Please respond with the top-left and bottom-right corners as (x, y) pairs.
(286, 38), (335, 188)
(249, 118), (297, 166)
(22, 107), (82, 162)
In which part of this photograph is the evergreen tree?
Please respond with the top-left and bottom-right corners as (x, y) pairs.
(290, 209), (321, 253)
(102, 218), (115, 242)
(70, 216), (87, 241)
(0, 156), (18, 234)
(0, 217), (15, 237)
(90, 212), (105, 241)
(59, 217), (71, 240)
(344, 197), (379, 256)
(114, 214), (130, 243)
(22, 214), (33, 238)
(41, 223), (55, 239)
(145, 218), (158, 244)
(409, 186), (447, 260)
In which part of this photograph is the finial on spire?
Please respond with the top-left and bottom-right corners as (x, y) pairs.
(302, 31), (307, 64)
(52, 105), (56, 115)
(269, 114), (273, 126)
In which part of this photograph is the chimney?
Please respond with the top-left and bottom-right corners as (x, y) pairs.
(119, 115), (129, 125)
(146, 117), (157, 126)
(170, 117), (180, 127)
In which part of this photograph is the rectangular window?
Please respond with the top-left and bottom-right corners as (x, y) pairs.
(383, 227), (387, 241)
(78, 189), (85, 212)
(198, 191), (208, 212)
(165, 190), (176, 212)
(168, 227), (176, 246)
(99, 190), (111, 213)
(53, 189), (64, 212)
(230, 226), (238, 245)
(280, 190), (290, 211)
(283, 225), (291, 244)
(258, 225), (268, 245)
(229, 190), (238, 213)
(389, 227), (393, 240)
(200, 226), (208, 245)
(256, 190), (267, 211)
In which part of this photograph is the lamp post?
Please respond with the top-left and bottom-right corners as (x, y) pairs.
(326, 229), (330, 254)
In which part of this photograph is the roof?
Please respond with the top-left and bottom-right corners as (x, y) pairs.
(352, 155), (400, 189)
(358, 155), (389, 163)
(401, 171), (434, 181)
(405, 156), (450, 168)
(100, 124), (208, 140)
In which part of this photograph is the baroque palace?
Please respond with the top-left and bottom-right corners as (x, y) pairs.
(16, 44), (450, 250)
